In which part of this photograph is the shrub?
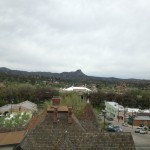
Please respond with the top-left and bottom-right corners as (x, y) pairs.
(0, 112), (31, 128)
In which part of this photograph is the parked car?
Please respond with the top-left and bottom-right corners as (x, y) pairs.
(106, 122), (113, 127)
(135, 127), (144, 133)
(106, 116), (113, 121)
(106, 124), (113, 129)
(122, 123), (128, 127)
(113, 125), (123, 132)
(139, 129), (148, 134)
(139, 124), (144, 127)
(107, 127), (117, 132)
(106, 122), (112, 125)
(106, 125), (123, 132)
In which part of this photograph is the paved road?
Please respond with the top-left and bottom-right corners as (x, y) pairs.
(133, 133), (150, 150)
(108, 119), (150, 150)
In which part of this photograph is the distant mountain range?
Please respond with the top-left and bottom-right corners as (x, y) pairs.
(0, 67), (87, 80)
(0, 67), (120, 81)
(0, 67), (149, 83)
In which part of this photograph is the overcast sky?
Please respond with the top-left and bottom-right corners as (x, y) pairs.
(0, 0), (150, 79)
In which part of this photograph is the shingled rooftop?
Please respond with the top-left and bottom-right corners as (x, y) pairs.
(16, 97), (135, 150)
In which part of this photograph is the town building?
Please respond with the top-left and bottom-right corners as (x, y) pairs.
(105, 101), (124, 119)
(133, 116), (150, 126)
(105, 101), (150, 124)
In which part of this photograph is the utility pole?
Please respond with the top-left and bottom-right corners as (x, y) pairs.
(118, 103), (119, 123)
(102, 110), (106, 131)
(124, 106), (127, 123)
(132, 111), (134, 129)
(11, 99), (14, 114)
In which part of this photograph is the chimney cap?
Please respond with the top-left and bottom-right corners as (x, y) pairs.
(52, 97), (61, 106)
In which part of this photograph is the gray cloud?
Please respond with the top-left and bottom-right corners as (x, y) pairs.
(0, 0), (150, 79)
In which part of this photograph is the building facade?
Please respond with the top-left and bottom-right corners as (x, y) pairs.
(105, 101), (124, 119)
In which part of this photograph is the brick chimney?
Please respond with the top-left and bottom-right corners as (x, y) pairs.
(52, 97), (60, 106)
(68, 107), (72, 124)
(53, 106), (58, 123)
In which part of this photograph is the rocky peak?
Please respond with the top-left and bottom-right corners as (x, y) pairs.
(75, 69), (85, 76)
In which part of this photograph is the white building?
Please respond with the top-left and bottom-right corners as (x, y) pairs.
(62, 86), (92, 93)
(0, 104), (13, 114)
(18, 100), (37, 112)
(127, 108), (139, 113)
(0, 100), (37, 114)
(105, 101), (124, 118)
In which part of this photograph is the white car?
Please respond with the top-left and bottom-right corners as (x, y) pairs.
(122, 123), (128, 127)
(113, 125), (123, 132)
(139, 129), (148, 134)
(135, 127), (144, 133)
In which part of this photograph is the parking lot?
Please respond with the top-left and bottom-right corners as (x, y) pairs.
(107, 119), (150, 150)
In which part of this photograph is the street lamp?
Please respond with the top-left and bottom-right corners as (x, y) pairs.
(102, 110), (107, 130)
